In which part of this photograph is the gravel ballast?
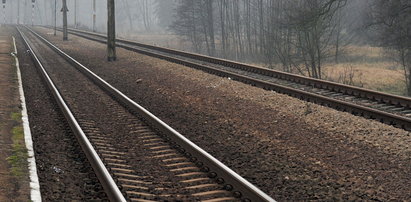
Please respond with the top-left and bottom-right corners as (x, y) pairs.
(15, 27), (107, 201)
(24, 28), (235, 201)
(35, 27), (411, 201)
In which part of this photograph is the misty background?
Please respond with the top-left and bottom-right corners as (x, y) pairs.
(1, 0), (410, 96)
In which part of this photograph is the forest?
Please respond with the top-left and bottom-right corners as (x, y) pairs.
(167, 0), (410, 96)
(2, 0), (410, 95)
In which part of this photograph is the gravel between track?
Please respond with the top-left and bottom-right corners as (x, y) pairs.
(36, 27), (411, 201)
(24, 28), (235, 201)
(14, 27), (107, 201)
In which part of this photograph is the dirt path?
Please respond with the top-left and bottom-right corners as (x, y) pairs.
(0, 27), (29, 201)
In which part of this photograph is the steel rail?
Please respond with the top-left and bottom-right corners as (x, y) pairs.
(16, 27), (127, 202)
(44, 26), (411, 130)
(24, 26), (275, 202)
(58, 27), (411, 108)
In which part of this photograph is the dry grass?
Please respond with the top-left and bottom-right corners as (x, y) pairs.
(107, 32), (408, 96)
(117, 32), (186, 49)
(324, 46), (406, 95)
(324, 62), (406, 95)
(344, 45), (386, 60)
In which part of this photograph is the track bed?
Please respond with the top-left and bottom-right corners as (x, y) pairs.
(19, 26), (272, 201)
(57, 27), (411, 130)
(27, 26), (411, 201)
(13, 27), (106, 201)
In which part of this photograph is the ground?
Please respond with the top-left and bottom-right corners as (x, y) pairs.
(35, 27), (411, 200)
(0, 27), (29, 202)
(323, 45), (406, 95)
(1, 24), (409, 200)
(14, 26), (105, 201)
(123, 32), (407, 96)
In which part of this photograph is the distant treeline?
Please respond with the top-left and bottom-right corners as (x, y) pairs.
(168, 0), (410, 95)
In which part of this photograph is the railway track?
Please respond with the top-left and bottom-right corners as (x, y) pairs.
(47, 26), (411, 130)
(18, 26), (274, 202)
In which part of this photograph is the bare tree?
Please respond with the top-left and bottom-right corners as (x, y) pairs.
(170, 0), (347, 79)
(119, 0), (134, 31)
(155, 0), (177, 29)
(171, 0), (216, 56)
(170, 1), (203, 52)
(140, 0), (152, 31)
(285, 0), (346, 78)
(370, 0), (411, 95)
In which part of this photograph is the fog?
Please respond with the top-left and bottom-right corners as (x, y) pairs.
(1, 0), (173, 33)
(1, 1), (378, 53)
(0, 1), (376, 45)
(2, 0), (410, 95)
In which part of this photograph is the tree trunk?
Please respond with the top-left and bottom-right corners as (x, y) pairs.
(92, 0), (96, 32)
(62, 0), (68, 40)
(121, 0), (134, 31)
(107, 0), (116, 61)
(219, 1), (225, 58)
(206, 0), (215, 56)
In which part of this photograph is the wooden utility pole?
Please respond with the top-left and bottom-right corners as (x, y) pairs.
(54, 0), (56, 36)
(2, 0), (5, 25)
(107, 0), (116, 61)
(17, 0), (19, 24)
(31, 0), (34, 26)
(24, 0), (26, 24)
(62, 0), (68, 40)
(92, 0), (96, 32)
(74, 0), (77, 28)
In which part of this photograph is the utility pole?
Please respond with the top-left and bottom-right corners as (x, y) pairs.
(62, 0), (68, 40)
(2, 0), (5, 25)
(17, 0), (19, 24)
(107, 0), (116, 61)
(92, 0), (96, 32)
(74, 0), (77, 28)
(31, 0), (34, 26)
(23, 0), (26, 24)
(54, 0), (56, 36)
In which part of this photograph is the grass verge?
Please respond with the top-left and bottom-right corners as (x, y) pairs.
(7, 112), (28, 178)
